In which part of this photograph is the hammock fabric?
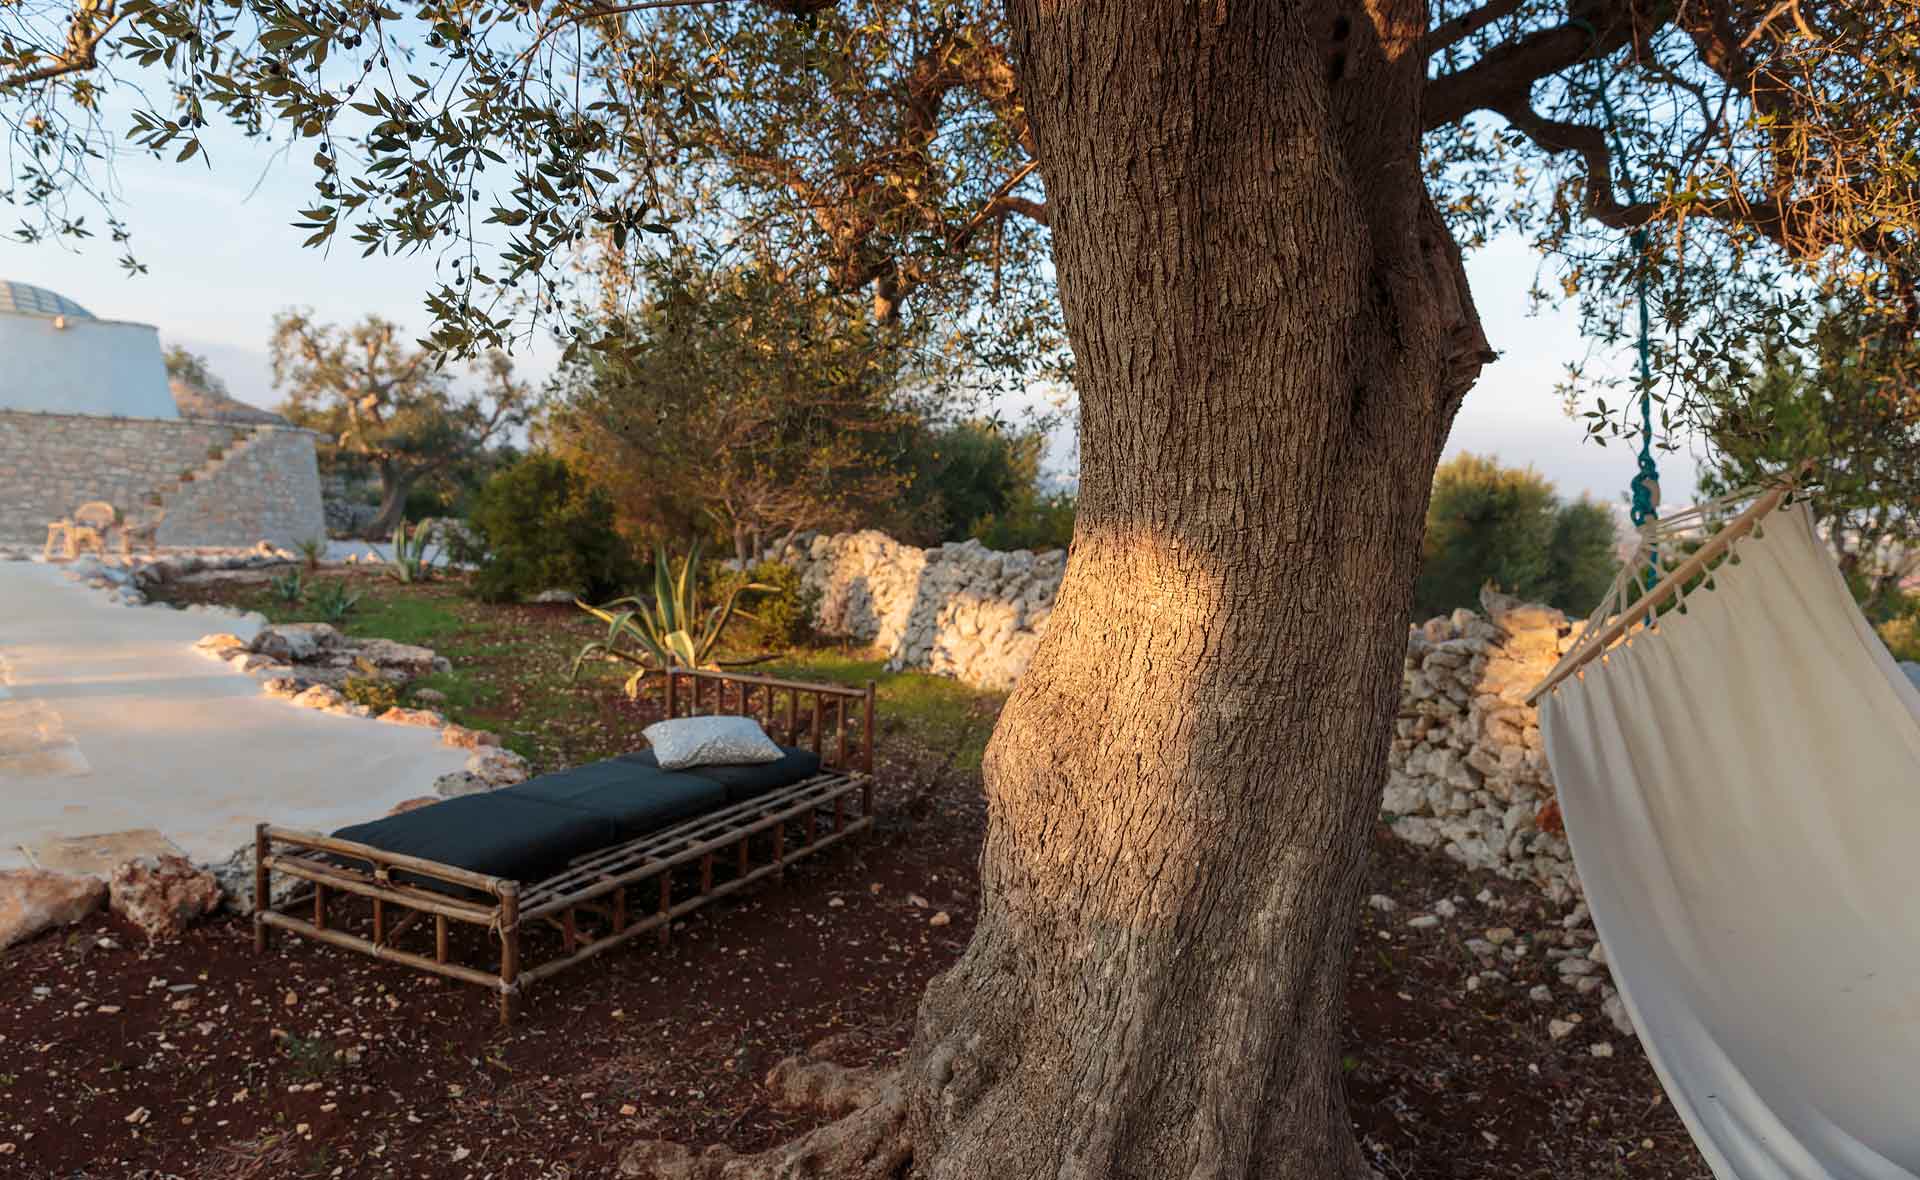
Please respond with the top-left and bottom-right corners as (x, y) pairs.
(1536, 497), (1920, 1178)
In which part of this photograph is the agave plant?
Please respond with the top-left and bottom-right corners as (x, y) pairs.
(309, 579), (362, 623)
(570, 541), (771, 697)
(269, 568), (306, 604)
(386, 518), (439, 584)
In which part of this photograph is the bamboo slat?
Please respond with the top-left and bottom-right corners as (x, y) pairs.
(669, 667), (869, 698)
(262, 855), (496, 924)
(862, 681), (876, 774)
(258, 911), (502, 989)
(517, 821), (871, 988)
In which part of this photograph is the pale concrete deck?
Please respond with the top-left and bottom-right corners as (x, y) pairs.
(0, 562), (471, 870)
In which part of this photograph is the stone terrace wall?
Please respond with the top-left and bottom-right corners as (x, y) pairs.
(0, 411), (241, 540)
(777, 529), (1582, 896)
(158, 425), (326, 548)
(0, 411), (324, 548)
(772, 531), (1066, 692)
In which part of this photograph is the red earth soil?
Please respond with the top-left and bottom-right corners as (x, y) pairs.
(0, 764), (1704, 1179)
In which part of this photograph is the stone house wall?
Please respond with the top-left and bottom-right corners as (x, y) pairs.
(0, 410), (326, 548)
(776, 529), (1582, 895)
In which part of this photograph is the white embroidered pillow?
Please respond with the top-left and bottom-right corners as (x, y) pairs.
(643, 715), (784, 770)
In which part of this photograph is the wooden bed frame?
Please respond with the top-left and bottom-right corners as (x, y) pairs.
(253, 668), (877, 1025)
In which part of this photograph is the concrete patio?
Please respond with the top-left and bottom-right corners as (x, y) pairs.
(0, 561), (471, 870)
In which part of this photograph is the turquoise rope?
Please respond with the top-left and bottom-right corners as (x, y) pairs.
(1587, 43), (1661, 592)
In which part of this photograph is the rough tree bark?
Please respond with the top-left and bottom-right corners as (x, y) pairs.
(627, 1), (1492, 1176)
(367, 463), (416, 539)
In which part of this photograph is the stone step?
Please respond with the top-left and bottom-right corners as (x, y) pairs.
(139, 423), (272, 526)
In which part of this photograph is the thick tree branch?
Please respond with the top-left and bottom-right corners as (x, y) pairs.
(1423, 8), (1640, 131)
(0, 1), (123, 93)
(1497, 95), (1914, 285)
(1490, 99), (1662, 228)
(1422, 0), (1528, 57)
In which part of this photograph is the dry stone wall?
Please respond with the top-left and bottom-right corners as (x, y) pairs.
(0, 410), (325, 548)
(777, 530), (1583, 896)
(1387, 594), (1584, 903)
(772, 531), (1065, 692)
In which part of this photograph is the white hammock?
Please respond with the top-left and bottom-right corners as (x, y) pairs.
(1531, 487), (1920, 1179)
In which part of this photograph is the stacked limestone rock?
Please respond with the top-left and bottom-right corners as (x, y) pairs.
(1386, 589), (1584, 904)
(195, 621), (450, 689)
(773, 531), (1065, 692)
(50, 547), (299, 611)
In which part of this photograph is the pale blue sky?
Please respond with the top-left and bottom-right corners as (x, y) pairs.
(2, 110), (1705, 509)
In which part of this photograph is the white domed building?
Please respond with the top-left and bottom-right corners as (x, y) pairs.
(0, 282), (179, 419)
(0, 280), (325, 549)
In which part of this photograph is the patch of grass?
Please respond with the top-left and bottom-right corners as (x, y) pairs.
(159, 572), (1002, 773)
(756, 649), (1003, 771)
(407, 669), (495, 714)
(335, 590), (462, 646)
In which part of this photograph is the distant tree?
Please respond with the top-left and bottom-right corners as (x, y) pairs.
(970, 490), (1076, 553)
(546, 254), (919, 566)
(162, 346), (228, 399)
(271, 312), (531, 537)
(1702, 306), (1920, 619)
(1416, 454), (1619, 618)
(1546, 500), (1622, 614)
(895, 419), (1047, 545)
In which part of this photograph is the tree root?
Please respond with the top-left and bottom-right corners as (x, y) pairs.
(618, 1050), (911, 1180)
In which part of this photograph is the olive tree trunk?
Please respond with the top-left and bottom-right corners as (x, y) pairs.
(622, 3), (1492, 1177)
(367, 460), (415, 539)
(895, 2), (1491, 1176)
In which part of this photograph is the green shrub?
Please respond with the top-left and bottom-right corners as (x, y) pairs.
(970, 491), (1076, 552)
(744, 560), (819, 648)
(467, 453), (636, 604)
(1414, 454), (1621, 618)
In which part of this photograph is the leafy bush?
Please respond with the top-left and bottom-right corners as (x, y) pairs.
(308, 580), (362, 623)
(743, 561), (819, 648)
(571, 541), (770, 696)
(970, 491), (1076, 552)
(342, 659), (399, 713)
(466, 453), (636, 604)
(295, 536), (325, 572)
(896, 419), (1047, 544)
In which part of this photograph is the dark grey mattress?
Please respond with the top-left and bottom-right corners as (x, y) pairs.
(330, 745), (825, 885)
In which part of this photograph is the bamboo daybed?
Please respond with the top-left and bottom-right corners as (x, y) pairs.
(252, 667), (877, 1024)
